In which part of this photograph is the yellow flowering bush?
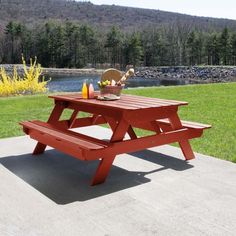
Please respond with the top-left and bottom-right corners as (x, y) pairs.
(0, 57), (49, 97)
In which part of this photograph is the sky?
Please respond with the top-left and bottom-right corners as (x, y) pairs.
(90, 0), (236, 20)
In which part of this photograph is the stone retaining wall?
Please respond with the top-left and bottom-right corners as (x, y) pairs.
(0, 64), (104, 76)
(135, 66), (236, 83)
(1, 64), (236, 83)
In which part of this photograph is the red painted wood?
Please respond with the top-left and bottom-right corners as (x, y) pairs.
(91, 115), (130, 185)
(91, 114), (102, 125)
(157, 119), (211, 130)
(127, 126), (138, 139)
(70, 115), (107, 128)
(49, 94), (188, 111)
(110, 119), (130, 142)
(22, 121), (109, 149)
(133, 119), (209, 135)
(34, 120), (109, 147)
(104, 116), (137, 140)
(124, 106), (178, 123)
(178, 140), (196, 161)
(150, 120), (162, 134)
(67, 102), (124, 120)
(20, 93), (211, 185)
(50, 93), (188, 106)
(47, 102), (65, 123)
(104, 116), (117, 130)
(168, 113), (195, 160)
(91, 155), (116, 185)
(31, 102), (66, 155)
(30, 129), (84, 160)
(33, 142), (48, 155)
(122, 94), (188, 105)
(107, 128), (190, 155)
(68, 109), (80, 128)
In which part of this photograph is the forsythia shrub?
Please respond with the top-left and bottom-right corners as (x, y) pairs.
(0, 56), (49, 96)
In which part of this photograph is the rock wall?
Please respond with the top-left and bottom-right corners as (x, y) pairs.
(1, 64), (236, 83)
(0, 64), (104, 76)
(135, 66), (236, 83)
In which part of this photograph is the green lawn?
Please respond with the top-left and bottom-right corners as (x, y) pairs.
(1, 82), (236, 163)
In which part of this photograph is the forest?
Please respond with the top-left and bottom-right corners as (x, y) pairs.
(1, 21), (236, 68)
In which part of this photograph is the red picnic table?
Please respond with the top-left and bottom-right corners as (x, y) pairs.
(20, 93), (211, 185)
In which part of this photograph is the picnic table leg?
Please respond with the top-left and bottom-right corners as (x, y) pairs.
(68, 109), (80, 128)
(91, 118), (130, 185)
(168, 113), (195, 160)
(105, 116), (137, 140)
(91, 155), (116, 185)
(33, 102), (65, 155)
(178, 140), (195, 160)
(150, 120), (162, 134)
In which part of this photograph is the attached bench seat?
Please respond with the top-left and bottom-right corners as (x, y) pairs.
(133, 118), (211, 139)
(157, 119), (211, 133)
(20, 120), (110, 161)
(20, 119), (211, 162)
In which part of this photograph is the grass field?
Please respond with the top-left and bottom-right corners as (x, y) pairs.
(1, 82), (236, 163)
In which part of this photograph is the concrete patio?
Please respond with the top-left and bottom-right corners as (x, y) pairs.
(0, 126), (235, 236)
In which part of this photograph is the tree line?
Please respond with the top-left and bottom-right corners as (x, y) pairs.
(1, 21), (236, 68)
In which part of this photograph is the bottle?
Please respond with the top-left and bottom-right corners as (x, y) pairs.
(82, 81), (88, 99)
(88, 83), (94, 99)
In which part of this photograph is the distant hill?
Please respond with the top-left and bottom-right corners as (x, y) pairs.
(1, 0), (236, 31)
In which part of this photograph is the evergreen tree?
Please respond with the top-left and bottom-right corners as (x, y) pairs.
(79, 24), (96, 67)
(105, 26), (123, 66)
(20, 25), (33, 60)
(4, 21), (23, 62)
(163, 25), (182, 66)
(124, 33), (143, 66)
(195, 32), (204, 65)
(231, 33), (236, 65)
(53, 25), (65, 67)
(142, 30), (166, 66)
(219, 27), (231, 65)
(186, 31), (197, 65)
(2, 20), (236, 67)
(63, 22), (78, 67)
(5, 21), (16, 62)
(205, 33), (220, 65)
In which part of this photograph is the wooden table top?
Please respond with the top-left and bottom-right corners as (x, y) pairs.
(49, 93), (188, 111)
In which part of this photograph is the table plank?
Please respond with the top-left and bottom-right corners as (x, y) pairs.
(49, 93), (187, 111)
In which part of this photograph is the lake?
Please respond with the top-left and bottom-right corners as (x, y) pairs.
(46, 75), (187, 92)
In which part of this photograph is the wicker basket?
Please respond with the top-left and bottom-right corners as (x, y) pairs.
(100, 85), (124, 96)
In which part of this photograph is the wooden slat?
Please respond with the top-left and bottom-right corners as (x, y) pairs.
(29, 129), (84, 160)
(73, 97), (175, 110)
(53, 96), (137, 110)
(73, 98), (145, 110)
(50, 93), (188, 106)
(122, 94), (188, 105)
(124, 106), (178, 123)
(66, 102), (124, 120)
(91, 99), (152, 109)
(49, 93), (188, 110)
(31, 120), (110, 147)
(69, 115), (107, 128)
(106, 128), (190, 156)
(21, 121), (107, 150)
(179, 120), (211, 129)
(119, 97), (175, 107)
(108, 97), (175, 108)
(157, 119), (211, 129)
(120, 96), (180, 106)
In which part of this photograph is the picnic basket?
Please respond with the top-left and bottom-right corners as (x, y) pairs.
(99, 68), (134, 96)
(100, 68), (124, 96)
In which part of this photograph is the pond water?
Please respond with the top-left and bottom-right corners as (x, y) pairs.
(46, 75), (187, 92)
